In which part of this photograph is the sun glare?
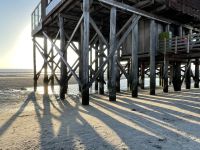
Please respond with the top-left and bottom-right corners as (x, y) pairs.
(9, 24), (33, 69)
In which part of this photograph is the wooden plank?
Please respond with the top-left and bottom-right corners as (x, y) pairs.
(109, 6), (117, 101)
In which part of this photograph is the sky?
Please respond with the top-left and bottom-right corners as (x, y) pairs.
(0, 0), (40, 69)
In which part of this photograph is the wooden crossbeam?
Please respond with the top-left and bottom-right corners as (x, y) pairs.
(86, 15), (140, 89)
(43, 31), (82, 87)
(181, 59), (192, 85)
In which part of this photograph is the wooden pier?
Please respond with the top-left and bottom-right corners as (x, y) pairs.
(32, 0), (200, 105)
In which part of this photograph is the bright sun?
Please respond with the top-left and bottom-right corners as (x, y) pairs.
(10, 24), (33, 69)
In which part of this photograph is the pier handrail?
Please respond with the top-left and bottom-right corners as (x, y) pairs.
(31, 2), (42, 31)
(159, 33), (200, 54)
(46, 0), (62, 15)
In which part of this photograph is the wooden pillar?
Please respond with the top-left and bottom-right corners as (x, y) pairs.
(99, 39), (104, 95)
(178, 26), (183, 37)
(140, 63), (145, 89)
(109, 6), (117, 101)
(159, 65), (163, 86)
(185, 64), (191, 89)
(172, 25), (183, 91)
(116, 47), (121, 92)
(59, 15), (68, 100)
(95, 43), (99, 91)
(173, 62), (181, 91)
(194, 59), (199, 88)
(163, 24), (169, 92)
(33, 37), (37, 92)
(43, 37), (48, 95)
(90, 44), (93, 83)
(50, 43), (54, 88)
(150, 20), (156, 95)
(163, 59), (169, 93)
(41, 0), (48, 19)
(79, 26), (83, 92)
(81, 0), (90, 105)
(169, 65), (173, 85)
(131, 20), (139, 97)
(127, 60), (131, 90)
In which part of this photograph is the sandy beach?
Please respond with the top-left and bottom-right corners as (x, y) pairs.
(0, 75), (200, 150)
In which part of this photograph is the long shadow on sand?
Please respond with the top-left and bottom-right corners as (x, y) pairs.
(1, 89), (200, 149)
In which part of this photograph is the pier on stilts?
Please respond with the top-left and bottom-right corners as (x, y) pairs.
(32, 0), (200, 105)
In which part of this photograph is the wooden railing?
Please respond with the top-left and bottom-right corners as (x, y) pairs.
(46, 0), (61, 15)
(159, 33), (200, 54)
(31, 2), (42, 31)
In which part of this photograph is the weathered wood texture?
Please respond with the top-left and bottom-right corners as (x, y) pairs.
(33, 37), (37, 92)
(131, 19), (139, 97)
(150, 20), (156, 95)
(81, 0), (90, 105)
(43, 37), (48, 95)
(108, 6), (117, 101)
(59, 15), (68, 100)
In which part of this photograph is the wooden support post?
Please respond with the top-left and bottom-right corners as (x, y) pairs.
(109, 6), (117, 101)
(33, 37), (37, 92)
(43, 37), (48, 95)
(59, 15), (68, 100)
(150, 20), (156, 95)
(187, 34), (190, 53)
(90, 44), (93, 82)
(127, 60), (131, 90)
(172, 62), (182, 91)
(41, 0), (48, 19)
(172, 25), (183, 91)
(175, 36), (178, 54)
(163, 37), (169, 93)
(185, 63), (191, 89)
(116, 47), (121, 92)
(159, 65), (163, 87)
(178, 26), (183, 37)
(140, 63), (145, 89)
(194, 59), (199, 88)
(50, 43), (54, 88)
(95, 43), (99, 91)
(81, 0), (90, 105)
(99, 39), (104, 95)
(131, 19), (139, 97)
(79, 26), (83, 92)
(169, 65), (173, 85)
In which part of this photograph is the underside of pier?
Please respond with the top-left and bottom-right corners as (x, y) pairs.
(32, 0), (200, 105)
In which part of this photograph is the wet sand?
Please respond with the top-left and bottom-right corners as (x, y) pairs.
(0, 76), (200, 149)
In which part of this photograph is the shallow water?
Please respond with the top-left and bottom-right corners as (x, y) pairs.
(27, 78), (161, 95)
